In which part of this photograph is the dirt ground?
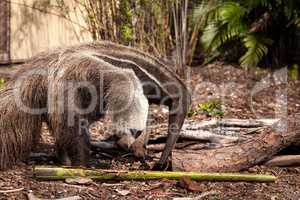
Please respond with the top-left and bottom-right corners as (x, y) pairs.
(1, 62), (300, 200)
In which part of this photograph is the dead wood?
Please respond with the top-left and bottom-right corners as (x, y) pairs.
(182, 119), (279, 130)
(147, 142), (198, 151)
(265, 155), (300, 167)
(172, 116), (300, 172)
(149, 128), (241, 143)
(0, 188), (24, 194)
(147, 142), (225, 152)
(90, 141), (118, 150)
(91, 119), (277, 154)
(151, 119), (278, 142)
(180, 130), (240, 143)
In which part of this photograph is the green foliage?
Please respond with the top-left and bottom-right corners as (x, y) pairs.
(0, 78), (5, 89)
(196, 0), (300, 67)
(288, 64), (299, 81)
(239, 34), (273, 67)
(53, 0), (175, 57)
(188, 99), (225, 118)
(119, 0), (134, 43)
(121, 25), (134, 41)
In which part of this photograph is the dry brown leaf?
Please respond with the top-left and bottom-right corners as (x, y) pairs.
(178, 176), (202, 192)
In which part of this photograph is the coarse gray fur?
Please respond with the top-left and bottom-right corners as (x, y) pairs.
(0, 49), (149, 170)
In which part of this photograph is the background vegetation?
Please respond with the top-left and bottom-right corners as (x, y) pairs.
(30, 0), (300, 77)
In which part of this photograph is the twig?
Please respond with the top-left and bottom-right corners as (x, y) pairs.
(0, 188), (24, 194)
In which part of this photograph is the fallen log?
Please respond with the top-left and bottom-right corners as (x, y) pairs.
(172, 116), (300, 172)
(32, 166), (276, 182)
(265, 155), (300, 167)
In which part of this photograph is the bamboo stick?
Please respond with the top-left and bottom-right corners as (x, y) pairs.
(32, 166), (276, 183)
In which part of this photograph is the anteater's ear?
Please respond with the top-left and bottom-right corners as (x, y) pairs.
(130, 129), (143, 139)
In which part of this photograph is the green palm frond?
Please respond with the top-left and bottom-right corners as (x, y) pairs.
(197, 0), (300, 67)
(201, 21), (246, 52)
(218, 2), (247, 24)
(239, 34), (273, 67)
(201, 2), (247, 52)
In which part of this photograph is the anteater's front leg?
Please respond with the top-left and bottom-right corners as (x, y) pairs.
(55, 118), (91, 166)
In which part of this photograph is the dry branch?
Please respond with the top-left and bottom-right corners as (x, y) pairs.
(90, 141), (118, 150)
(32, 166), (276, 182)
(91, 119), (278, 153)
(172, 116), (300, 172)
(183, 119), (279, 130)
(0, 188), (24, 194)
(180, 130), (240, 143)
(147, 143), (224, 152)
(265, 155), (300, 167)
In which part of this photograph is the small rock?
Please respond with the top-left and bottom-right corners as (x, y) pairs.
(65, 177), (93, 185)
(115, 189), (131, 196)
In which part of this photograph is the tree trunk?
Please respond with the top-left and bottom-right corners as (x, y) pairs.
(172, 115), (300, 172)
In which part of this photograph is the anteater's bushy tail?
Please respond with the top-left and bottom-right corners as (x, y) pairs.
(0, 82), (43, 170)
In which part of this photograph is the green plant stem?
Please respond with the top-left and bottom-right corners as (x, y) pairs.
(32, 166), (276, 182)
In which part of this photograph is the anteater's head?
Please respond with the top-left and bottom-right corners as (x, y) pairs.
(114, 91), (149, 151)
(107, 70), (149, 152)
